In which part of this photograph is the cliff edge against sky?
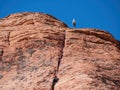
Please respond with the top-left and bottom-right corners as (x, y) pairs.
(0, 12), (120, 90)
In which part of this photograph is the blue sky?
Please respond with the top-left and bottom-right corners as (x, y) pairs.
(0, 0), (120, 40)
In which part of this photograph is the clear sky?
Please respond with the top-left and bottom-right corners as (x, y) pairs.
(0, 0), (120, 40)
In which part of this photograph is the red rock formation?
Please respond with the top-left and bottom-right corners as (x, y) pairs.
(0, 12), (120, 90)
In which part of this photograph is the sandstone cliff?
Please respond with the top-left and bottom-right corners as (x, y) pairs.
(0, 12), (120, 90)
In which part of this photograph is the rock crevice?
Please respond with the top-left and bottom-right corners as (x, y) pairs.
(51, 29), (66, 90)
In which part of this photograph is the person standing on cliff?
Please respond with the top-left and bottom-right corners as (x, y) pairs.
(72, 18), (76, 28)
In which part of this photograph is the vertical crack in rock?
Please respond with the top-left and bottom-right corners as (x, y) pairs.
(7, 31), (11, 46)
(51, 30), (66, 90)
(56, 31), (66, 72)
(0, 48), (3, 73)
(0, 48), (3, 61)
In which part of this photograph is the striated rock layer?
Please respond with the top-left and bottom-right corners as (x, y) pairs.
(0, 12), (120, 90)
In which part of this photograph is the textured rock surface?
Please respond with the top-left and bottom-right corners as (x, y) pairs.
(0, 12), (120, 90)
(56, 29), (120, 90)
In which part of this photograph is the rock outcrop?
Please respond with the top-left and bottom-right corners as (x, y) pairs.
(0, 12), (120, 90)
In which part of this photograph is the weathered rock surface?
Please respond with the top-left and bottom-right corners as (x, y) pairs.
(0, 12), (120, 90)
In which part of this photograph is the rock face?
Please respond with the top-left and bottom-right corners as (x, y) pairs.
(0, 12), (120, 90)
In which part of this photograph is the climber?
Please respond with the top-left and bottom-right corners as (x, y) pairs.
(51, 75), (59, 90)
(72, 18), (76, 28)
